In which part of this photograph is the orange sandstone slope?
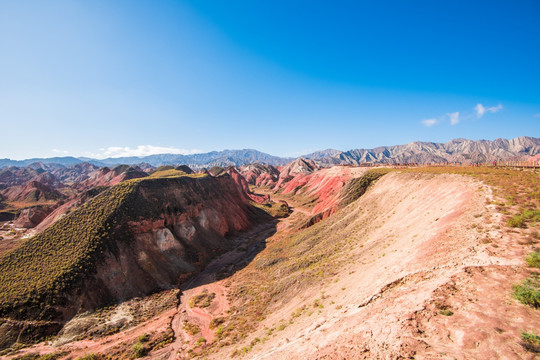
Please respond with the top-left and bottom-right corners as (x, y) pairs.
(195, 171), (539, 360)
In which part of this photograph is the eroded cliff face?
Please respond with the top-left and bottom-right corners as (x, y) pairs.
(0, 174), (270, 349)
(81, 175), (264, 309)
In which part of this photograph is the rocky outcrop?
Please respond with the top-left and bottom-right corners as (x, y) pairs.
(78, 165), (148, 190)
(14, 205), (55, 228)
(0, 180), (65, 203)
(227, 168), (270, 204)
(31, 187), (108, 234)
(239, 164), (280, 187)
(273, 158), (318, 190)
(175, 165), (194, 174)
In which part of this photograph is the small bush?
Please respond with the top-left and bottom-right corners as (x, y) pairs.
(439, 309), (454, 316)
(526, 251), (540, 268)
(183, 321), (201, 335)
(14, 352), (67, 360)
(132, 341), (148, 358)
(137, 333), (150, 343)
(513, 276), (540, 308)
(508, 209), (540, 228)
(209, 317), (225, 329)
(521, 331), (540, 353)
(75, 354), (101, 360)
(508, 216), (526, 228)
(189, 289), (215, 308)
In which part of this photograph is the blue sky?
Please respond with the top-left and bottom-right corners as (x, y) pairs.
(0, 0), (539, 159)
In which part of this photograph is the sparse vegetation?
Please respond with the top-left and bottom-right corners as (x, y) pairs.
(75, 354), (100, 360)
(148, 168), (206, 179)
(189, 289), (216, 308)
(508, 209), (540, 228)
(209, 316), (226, 329)
(252, 201), (290, 218)
(513, 276), (540, 308)
(184, 321), (201, 335)
(13, 352), (67, 360)
(402, 167), (540, 231)
(521, 331), (540, 352)
(340, 168), (393, 207)
(132, 340), (148, 358)
(526, 251), (540, 268)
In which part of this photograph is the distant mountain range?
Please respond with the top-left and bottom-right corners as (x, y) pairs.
(0, 149), (292, 169)
(1, 137), (539, 169)
(305, 136), (540, 165)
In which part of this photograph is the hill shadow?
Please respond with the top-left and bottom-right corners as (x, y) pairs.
(179, 218), (278, 292)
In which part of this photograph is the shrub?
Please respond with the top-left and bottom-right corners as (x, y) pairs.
(209, 317), (225, 329)
(75, 354), (100, 360)
(439, 309), (454, 316)
(189, 289), (215, 308)
(526, 251), (540, 268)
(183, 321), (201, 335)
(508, 209), (540, 228)
(513, 276), (540, 308)
(508, 216), (526, 228)
(521, 331), (540, 352)
(132, 341), (148, 358)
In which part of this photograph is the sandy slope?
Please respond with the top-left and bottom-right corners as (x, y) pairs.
(206, 172), (539, 359)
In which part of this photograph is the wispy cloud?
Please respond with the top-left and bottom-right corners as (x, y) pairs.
(534, 113), (540, 118)
(422, 118), (438, 127)
(447, 112), (460, 125)
(421, 102), (502, 128)
(474, 103), (503, 118)
(52, 149), (69, 155)
(85, 145), (202, 159)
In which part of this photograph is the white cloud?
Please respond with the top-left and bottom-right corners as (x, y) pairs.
(474, 103), (503, 118)
(422, 118), (438, 127)
(447, 112), (460, 125)
(534, 113), (540, 118)
(85, 145), (202, 159)
(52, 149), (69, 155)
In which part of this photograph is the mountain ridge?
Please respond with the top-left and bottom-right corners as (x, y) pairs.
(1, 136), (539, 169)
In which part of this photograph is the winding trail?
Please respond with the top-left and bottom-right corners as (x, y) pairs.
(158, 221), (278, 360)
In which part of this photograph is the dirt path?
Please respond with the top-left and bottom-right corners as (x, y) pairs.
(157, 221), (278, 360)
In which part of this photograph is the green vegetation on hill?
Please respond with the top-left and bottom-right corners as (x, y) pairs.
(251, 201), (290, 218)
(0, 180), (139, 319)
(340, 168), (393, 207)
(0, 173), (207, 319)
(149, 169), (201, 179)
(150, 165), (175, 174)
